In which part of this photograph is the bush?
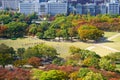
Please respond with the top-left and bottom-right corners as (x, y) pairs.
(83, 71), (105, 80)
(99, 58), (116, 71)
(28, 57), (42, 68)
(77, 68), (91, 78)
(83, 57), (99, 68)
(31, 69), (44, 80)
(40, 70), (68, 80)
(14, 59), (27, 67)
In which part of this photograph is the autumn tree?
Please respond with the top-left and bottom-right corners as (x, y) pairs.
(78, 25), (104, 42)
(28, 57), (42, 68)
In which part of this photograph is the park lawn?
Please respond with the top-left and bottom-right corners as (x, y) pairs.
(103, 35), (120, 51)
(0, 32), (119, 58)
(104, 32), (119, 38)
(116, 64), (120, 71)
(0, 37), (92, 58)
(90, 46), (116, 56)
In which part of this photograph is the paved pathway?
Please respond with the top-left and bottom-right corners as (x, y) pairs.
(86, 33), (120, 52)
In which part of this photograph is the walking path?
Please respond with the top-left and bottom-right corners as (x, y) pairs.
(86, 33), (120, 52)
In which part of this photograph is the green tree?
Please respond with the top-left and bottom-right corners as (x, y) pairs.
(0, 43), (15, 56)
(13, 59), (27, 67)
(5, 22), (27, 38)
(83, 71), (104, 80)
(31, 69), (44, 80)
(77, 68), (91, 78)
(17, 48), (25, 59)
(0, 15), (11, 24)
(83, 57), (99, 68)
(40, 70), (68, 80)
(24, 44), (58, 59)
(28, 24), (37, 36)
(99, 57), (116, 71)
(0, 53), (12, 68)
(69, 46), (81, 54)
(44, 28), (56, 39)
(36, 32), (43, 39)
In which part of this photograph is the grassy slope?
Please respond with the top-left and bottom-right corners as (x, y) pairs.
(0, 32), (119, 58)
(0, 37), (91, 58)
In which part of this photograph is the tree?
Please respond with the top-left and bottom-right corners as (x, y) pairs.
(13, 59), (27, 67)
(0, 54), (12, 68)
(44, 28), (56, 39)
(83, 71), (104, 80)
(36, 32), (43, 39)
(5, 22), (27, 38)
(24, 43), (58, 59)
(0, 14), (11, 24)
(78, 25), (104, 41)
(83, 57), (99, 68)
(77, 68), (91, 78)
(52, 57), (64, 66)
(31, 69), (44, 80)
(40, 70), (68, 80)
(0, 44), (15, 68)
(17, 48), (25, 59)
(0, 25), (7, 37)
(99, 57), (116, 71)
(68, 27), (76, 41)
(69, 46), (81, 54)
(28, 24), (37, 36)
(0, 43), (15, 56)
(28, 57), (42, 68)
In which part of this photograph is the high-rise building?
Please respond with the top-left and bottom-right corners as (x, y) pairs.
(76, 4), (82, 14)
(48, 2), (67, 15)
(19, 1), (35, 14)
(82, 3), (96, 15)
(2, 0), (20, 10)
(35, 2), (48, 15)
(107, 2), (119, 14)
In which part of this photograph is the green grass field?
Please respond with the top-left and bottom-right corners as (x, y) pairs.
(103, 33), (120, 51)
(104, 32), (118, 38)
(0, 37), (92, 58)
(0, 32), (120, 58)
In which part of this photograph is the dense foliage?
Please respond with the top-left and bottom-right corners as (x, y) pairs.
(0, 11), (120, 79)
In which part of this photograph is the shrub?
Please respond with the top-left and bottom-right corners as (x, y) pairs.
(77, 68), (91, 78)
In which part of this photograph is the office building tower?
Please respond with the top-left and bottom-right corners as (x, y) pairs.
(107, 2), (119, 14)
(2, 0), (19, 10)
(48, 2), (67, 15)
(19, 1), (35, 14)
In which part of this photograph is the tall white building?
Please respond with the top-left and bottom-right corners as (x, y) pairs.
(2, 0), (19, 10)
(48, 2), (67, 15)
(107, 2), (119, 14)
(35, 2), (48, 15)
(19, 1), (35, 14)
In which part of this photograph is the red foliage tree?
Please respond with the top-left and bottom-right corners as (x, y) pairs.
(28, 57), (42, 68)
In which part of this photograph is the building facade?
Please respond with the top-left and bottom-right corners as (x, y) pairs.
(19, 1), (35, 14)
(2, 0), (19, 10)
(48, 2), (67, 15)
(107, 3), (119, 14)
